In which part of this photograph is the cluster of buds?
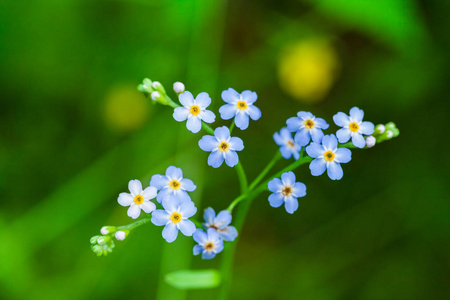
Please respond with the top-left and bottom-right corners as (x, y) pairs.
(365, 122), (400, 148)
(137, 78), (180, 107)
(90, 226), (129, 256)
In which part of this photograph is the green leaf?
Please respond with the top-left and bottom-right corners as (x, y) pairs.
(164, 269), (221, 290)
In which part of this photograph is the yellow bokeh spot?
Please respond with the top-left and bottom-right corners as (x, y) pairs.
(103, 84), (151, 133)
(278, 38), (339, 103)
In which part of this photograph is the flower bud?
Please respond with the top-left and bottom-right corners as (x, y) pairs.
(173, 82), (185, 94)
(115, 230), (129, 241)
(137, 78), (154, 94)
(152, 81), (166, 94)
(365, 136), (376, 148)
(90, 235), (101, 244)
(386, 130), (394, 138)
(374, 124), (385, 135)
(385, 122), (396, 131)
(100, 226), (117, 235)
(97, 235), (111, 245)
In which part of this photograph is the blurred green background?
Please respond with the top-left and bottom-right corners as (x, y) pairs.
(1, 0), (449, 299)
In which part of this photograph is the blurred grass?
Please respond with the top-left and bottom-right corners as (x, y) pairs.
(1, 0), (450, 299)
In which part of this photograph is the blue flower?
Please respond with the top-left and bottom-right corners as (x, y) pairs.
(333, 107), (375, 148)
(151, 196), (197, 243)
(193, 228), (224, 259)
(203, 207), (238, 241)
(273, 127), (302, 160)
(150, 166), (196, 203)
(117, 179), (157, 219)
(267, 171), (306, 214)
(198, 126), (244, 168)
(173, 91), (216, 133)
(219, 88), (261, 130)
(306, 134), (352, 180)
(286, 111), (329, 146)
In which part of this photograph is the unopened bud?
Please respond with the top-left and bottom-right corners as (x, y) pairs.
(365, 136), (376, 148)
(173, 82), (185, 94)
(100, 226), (117, 235)
(90, 235), (101, 244)
(138, 78), (154, 94)
(115, 230), (129, 241)
(97, 235), (111, 245)
(151, 91), (161, 101)
(152, 81), (166, 94)
(385, 122), (396, 131)
(386, 131), (394, 138)
(374, 124), (385, 135)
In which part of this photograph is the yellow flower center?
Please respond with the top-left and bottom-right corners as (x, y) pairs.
(134, 195), (144, 205)
(304, 119), (315, 129)
(287, 140), (295, 148)
(219, 141), (229, 152)
(236, 100), (247, 110)
(170, 179), (181, 190)
(170, 212), (182, 223)
(349, 122), (359, 132)
(190, 105), (201, 116)
(205, 242), (215, 251)
(281, 186), (293, 196)
(324, 150), (335, 162)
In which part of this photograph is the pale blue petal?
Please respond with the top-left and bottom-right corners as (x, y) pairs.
(297, 111), (314, 120)
(141, 201), (156, 213)
(151, 210), (170, 226)
(284, 198), (299, 214)
(203, 207), (216, 224)
(336, 128), (351, 143)
(221, 88), (239, 104)
(118, 193), (133, 206)
(292, 149), (300, 160)
(224, 150), (239, 167)
(352, 133), (366, 148)
(335, 148), (352, 164)
(199, 135), (218, 152)
(215, 210), (232, 226)
(128, 180), (142, 195)
(201, 110), (216, 123)
(229, 137), (244, 151)
(268, 193), (284, 208)
(162, 223), (179, 243)
(202, 251), (216, 259)
(219, 104), (237, 120)
(150, 174), (168, 190)
(293, 182), (307, 197)
(180, 200), (197, 218)
(247, 105), (261, 120)
(327, 162), (343, 180)
(294, 129), (310, 146)
(310, 158), (327, 176)
(306, 142), (323, 158)
(333, 112), (349, 127)
(127, 204), (141, 219)
(208, 151), (224, 168)
(349, 107), (364, 122)
(235, 111), (249, 130)
(143, 186), (157, 199)
(174, 190), (191, 203)
(186, 116), (202, 133)
(207, 228), (221, 240)
(193, 228), (208, 244)
(173, 107), (190, 122)
(179, 219), (196, 236)
(268, 178), (283, 192)
(166, 166), (183, 180)
(181, 178), (196, 192)
(286, 117), (302, 132)
(322, 135), (338, 150)
(359, 121), (375, 135)
(214, 240), (224, 253)
(179, 91), (194, 107)
(193, 245), (204, 255)
(161, 194), (180, 212)
(273, 132), (283, 146)
(281, 171), (295, 186)
(220, 226), (238, 241)
(241, 90), (257, 104)
(310, 127), (324, 144)
(214, 126), (230, 141)
(280, 146), (292, 159)
(196, 92), (211, 108)
(314, 118), (329, 129)
(156, 188), (171, 203)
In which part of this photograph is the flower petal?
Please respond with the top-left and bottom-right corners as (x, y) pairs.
(141, 201), (156, 213)
(198, 135), (218, 152)
(268, 178), (283, 192)
(195, 92), (211, 108)
(180, 178), (196, 192)
(180, 200), (197, 218)
(229, 137), (244, 151)
(143, 186), (157, 199)
(224, 150), (239, 167)
(173, 107), (190, 122)
(178, 220), (196, 236)
(281, 171), (296, 186)
(118, 193), (133, 206)
(219, 226), (238, 241)
(306, 142), (324, 158)
(186, 116), (202, 133)
(127, 204), (141, 219)
(214, 126), (230, 141)
(208, 151), (224, 168)
(156, 188), (171, 203)
(151, 209), (170, 226)
(309, 158), (327, 176)
(286, 117), (302, 132)
(215, 210), (232, 227)
(294, 129), (310, 146)
(179, 91), (194, 107)
(235, 111), (249, 130)
(161, 194), (180, 212)
(359, 121), (375, 135)
(335, 148), (352, 164)
(352, 133), (366, 148)
(193, 244), (204, 255)
(327, 162), (344, 180)
(241, 90), (257, 104)
(166, 166), (183, 180)
(202, 251), (216, 259)
(321, 135), (338, 150)
(162, 223), (179, 243)
(268, 193), (284, 208)
(221, 88), (240, 104)
(219, 104), (237, 120)
(333, 112), (350, 127)
(293, 182), (307, 197)
(310, 127), (324, 144)
(203, 207), (216, 224)
(284, 198), (299, 214)
(200, 110), (216, 123)
(280, 146), (292, 159)
(247, 105), (261, 121)
(128, 180), (142, 196)
(150, 174), (169, 190)
(336, 128), (351, 144)
(349, 107), (364, 122)
(297, 111), (314, 120)
(314, 118), (329, 129)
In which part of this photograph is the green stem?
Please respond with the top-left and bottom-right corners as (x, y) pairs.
(234, 162), (248, 194)
(229, 120), (235, 134)
(248, 151), (281, 190)
(117, 217), (151, 231)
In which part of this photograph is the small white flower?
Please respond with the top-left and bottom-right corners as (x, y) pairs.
(173, 91), (216, 133)
(173, 81), (185, 94)
(118, 180), (157, 219)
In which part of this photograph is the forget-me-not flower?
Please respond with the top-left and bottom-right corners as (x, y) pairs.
(173, 91), (216, 133)
(203, 207), (238, 241)
(219, 88), (261, 130)
(273, 127), (302, 160)
(193, 228), (224, 259)
(118, 179), (157, 219)
(151, 196), (197, 243)
(150, 166), (196, 203)
(306, 134), (352, 180)
(198, 126), (244, 168)
(333, 107), (375, 148)
(268, 171), (306, 214)
(286, 111), (329, 146)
